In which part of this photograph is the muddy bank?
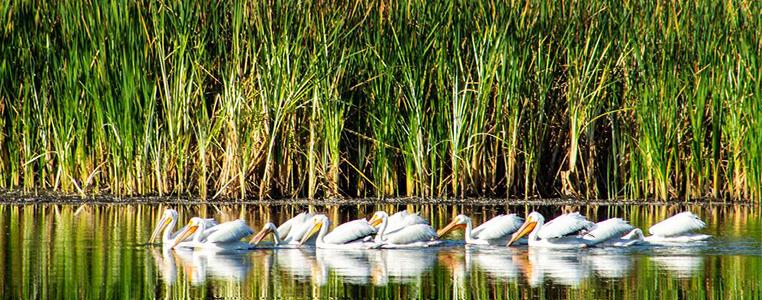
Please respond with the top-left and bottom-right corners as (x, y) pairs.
(0, 192), (753, 206)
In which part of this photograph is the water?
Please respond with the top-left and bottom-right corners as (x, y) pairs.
(1, 202), (760, 299)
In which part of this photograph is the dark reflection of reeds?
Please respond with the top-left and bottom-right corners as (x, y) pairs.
(0, 203), (760, 299)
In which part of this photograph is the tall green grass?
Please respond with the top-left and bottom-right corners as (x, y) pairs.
(0, 0), (760, 201)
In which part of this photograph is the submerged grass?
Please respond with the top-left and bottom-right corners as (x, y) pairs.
(0, 0), (760, 201)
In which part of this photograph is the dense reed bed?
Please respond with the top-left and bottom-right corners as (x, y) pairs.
(1, 1), (760, 200)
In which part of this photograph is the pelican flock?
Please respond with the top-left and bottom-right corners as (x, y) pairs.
(147, 207), (712, 285)
(149, 208), (711, 251)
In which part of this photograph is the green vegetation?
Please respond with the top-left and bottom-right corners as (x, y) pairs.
(1, 1), (760, 200)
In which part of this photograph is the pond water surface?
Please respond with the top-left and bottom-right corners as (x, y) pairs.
(1, 202), (760, 299)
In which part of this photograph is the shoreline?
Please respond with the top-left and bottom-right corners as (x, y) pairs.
(0, 194), (755, 206)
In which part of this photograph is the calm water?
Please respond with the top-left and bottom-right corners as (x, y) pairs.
(1, 202), (760, 299)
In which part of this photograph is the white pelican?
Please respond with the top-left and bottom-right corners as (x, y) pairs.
(249, 223), (282, 247)
(609, 211), (711, 245)
(507, 212), (633, 249)
(437, 214), (524, 245)
(368, 211), (439, 248)
(299, 215), (379, 249)
(264, 212), (316, 245)
(172, 217), (255, 251)
(377, 210), (428, 235)
(249, 213), (320, 247)
(148, 209), (217, 247)
(644, 211), (711, 242)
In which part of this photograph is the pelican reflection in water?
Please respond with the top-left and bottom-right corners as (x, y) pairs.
(273, 248), (326, 285)
(649, 256), (705, 278)
(468, 248), (522, 282)
(271, 248), (377, 285)
(150, 247), (253, 286)
(150, 248), (178, 285)
(516, 248), (591, 287)
(368, 249), (437, 284)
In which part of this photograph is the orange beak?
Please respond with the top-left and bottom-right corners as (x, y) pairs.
(249, 227), (273, 245)
(299, 221), (322, 245)
(149, 216), (172, 244)
(368, 215), (383, 228)
(437, 219), (465, 238)
(507, 221), (536, 246)
(171, 224), (198, 248)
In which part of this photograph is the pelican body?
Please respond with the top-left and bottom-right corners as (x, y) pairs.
(299, 215), (379, 249)
(149, 209), (218, 248)
(250, 212), (317, 247)
(173, 217), (255, 251)
(368, 211), (439, 248)
(507, 212), (633, 249)
(619, 211), (711, 244)
(381, 210), (429, 235)
(437, 214), (524, 245)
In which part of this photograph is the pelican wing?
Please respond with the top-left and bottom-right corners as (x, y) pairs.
(648, 212), (706, 237)
(278, 212), (311, 239)
(387, 211), (428, 234)
(385, 224), (437, 244)
(471, 214), (523, 240)
(323, 219), (376, 244)
(283, 213), (316, 242)
(582, 218), (634, 243)
(537, 212), (594, 239)
(205, 219), (255, 243)
(197, 218), (221, 238)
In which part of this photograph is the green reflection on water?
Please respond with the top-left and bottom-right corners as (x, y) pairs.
(1, 203), (760, 299)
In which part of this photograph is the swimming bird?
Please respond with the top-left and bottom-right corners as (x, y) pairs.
(619, 211), (711, 244)
(437, 214), (524, 245)
(172, 217), (255, 251)
(368, 211), (439, 248)
(507, 212), (633, 249)
(377, 210), (429, 235)
(148, 209), (217, 247)
(299, 215), (379, 249)
(249, 212), (317, 247)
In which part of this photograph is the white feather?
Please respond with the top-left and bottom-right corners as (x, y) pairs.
(205, 219), (255, 243)
(386, 211), (428, 234)
(582, 218), (634, 243)
(281, 212), (314, 241)
(384, 224), (437, 245)
(323, 219), (377, 244)
(471, 214), (523, 241)
(175, 218), (218, 240)
(648, 212), (706, 237)
(275, 213), (299, 238)
(537, 212), (594, 240)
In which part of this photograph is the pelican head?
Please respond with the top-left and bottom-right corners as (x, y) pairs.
(171, 217), (205, 248)
(368, 211), (389, 228)
(149, 209), (178, 243)
(299, 215), (329, 245)
(507, 212), (544, 246)
(437, 214), (470, 238)
(249, 223), (278, 245)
